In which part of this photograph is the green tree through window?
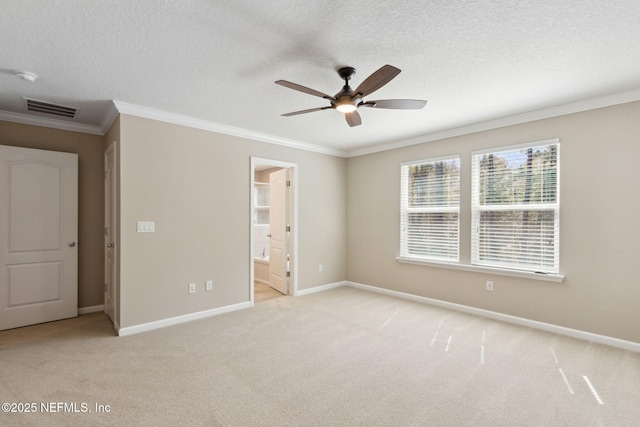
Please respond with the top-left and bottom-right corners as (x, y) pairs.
(401, 156), (460, 262)
(472, 141), (559, 273)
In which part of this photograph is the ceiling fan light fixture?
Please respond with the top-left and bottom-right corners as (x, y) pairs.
(336, 103), (357, 113)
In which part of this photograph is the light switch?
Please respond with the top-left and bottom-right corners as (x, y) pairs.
(137, 221), (155, 233)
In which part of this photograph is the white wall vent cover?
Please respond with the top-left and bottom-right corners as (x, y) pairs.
(24, 98), (77, 118)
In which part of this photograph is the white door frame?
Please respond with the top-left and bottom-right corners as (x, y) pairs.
(250, 157), (298, 306)
(104, 142), (118, 328)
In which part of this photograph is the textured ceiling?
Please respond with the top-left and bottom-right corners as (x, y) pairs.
(2, 0), (640, 156)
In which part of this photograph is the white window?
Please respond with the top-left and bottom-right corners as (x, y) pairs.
(400, 156), (460, 262)
(471, 140), (559, 273)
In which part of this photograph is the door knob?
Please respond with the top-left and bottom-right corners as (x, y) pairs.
(106, 243), (115, 248)
(68, 241), (76, 247)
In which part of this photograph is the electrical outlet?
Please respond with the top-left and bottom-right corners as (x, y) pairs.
(205, 280), (213, 291)
(189, 282), (196, 294)
(486, 281), (494, 291)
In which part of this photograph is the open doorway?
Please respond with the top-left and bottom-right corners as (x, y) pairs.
(250, 157), (298, 305)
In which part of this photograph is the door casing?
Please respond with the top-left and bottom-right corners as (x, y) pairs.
(104, 142), (117, 328)
(250, 157), (298, 306)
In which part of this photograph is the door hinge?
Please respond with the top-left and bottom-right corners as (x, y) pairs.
(104, 170), (108, 179)
(286, 180), (291, 187)
(286, 271), (290, 277)
(286, 225), (290, 232)
(104, 227), (109, 236)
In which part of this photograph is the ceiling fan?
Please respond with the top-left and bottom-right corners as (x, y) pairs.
(275, 65), (427, 127)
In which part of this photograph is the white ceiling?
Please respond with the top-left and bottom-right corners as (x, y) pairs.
(2, 1), (640, 157)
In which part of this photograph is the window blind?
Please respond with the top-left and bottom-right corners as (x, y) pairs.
(400, 156), (460, 262)
(471, 140), (559, 273)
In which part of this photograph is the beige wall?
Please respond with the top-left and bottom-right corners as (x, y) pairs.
(347, 101), (640, 343)
(117, 114), (346, 328)
(0, 120), (105, 309)
(255, 167), (282, 183)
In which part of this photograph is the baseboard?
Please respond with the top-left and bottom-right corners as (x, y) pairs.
(78, 305), (104, 315)
(117, 301), (251, 337)
(295, 281), (347, 296)
(345, 281), (640, 353)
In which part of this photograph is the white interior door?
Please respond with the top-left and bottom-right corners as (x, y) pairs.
(104, 143), (116, 324)
(0, 145), (78, 330)
(269, 168), (288, 294)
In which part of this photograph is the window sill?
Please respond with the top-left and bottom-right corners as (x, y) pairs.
(396, 256), (564, 283)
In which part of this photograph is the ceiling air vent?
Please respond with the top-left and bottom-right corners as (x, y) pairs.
(24, 98), (77, 118)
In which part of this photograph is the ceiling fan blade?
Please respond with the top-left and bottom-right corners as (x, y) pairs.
(275, 80), (334, 99)
(353, 65), (401, 97)
(282, 106), (331, 116)
(360, 99), (427, 109)
(345, 110), (362, 127)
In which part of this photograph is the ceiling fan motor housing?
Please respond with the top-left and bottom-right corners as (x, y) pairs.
(332, 86), (362, 111)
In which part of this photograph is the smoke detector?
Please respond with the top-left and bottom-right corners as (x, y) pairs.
(16, 71), (38, 82)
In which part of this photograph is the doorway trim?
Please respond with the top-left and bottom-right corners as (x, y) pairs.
(250, 157), (298, 306)
(104, 141), (118, 329)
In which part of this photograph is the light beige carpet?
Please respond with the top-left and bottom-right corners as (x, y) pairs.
(1, 286), (639, 426)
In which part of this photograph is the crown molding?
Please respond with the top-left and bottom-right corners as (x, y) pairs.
(100, 101), (120, 134)
(112, 100), (347, 157)
(346, 88), (640, 158)
(0, 109), (103, 135)
(4, 88), (639, 158)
